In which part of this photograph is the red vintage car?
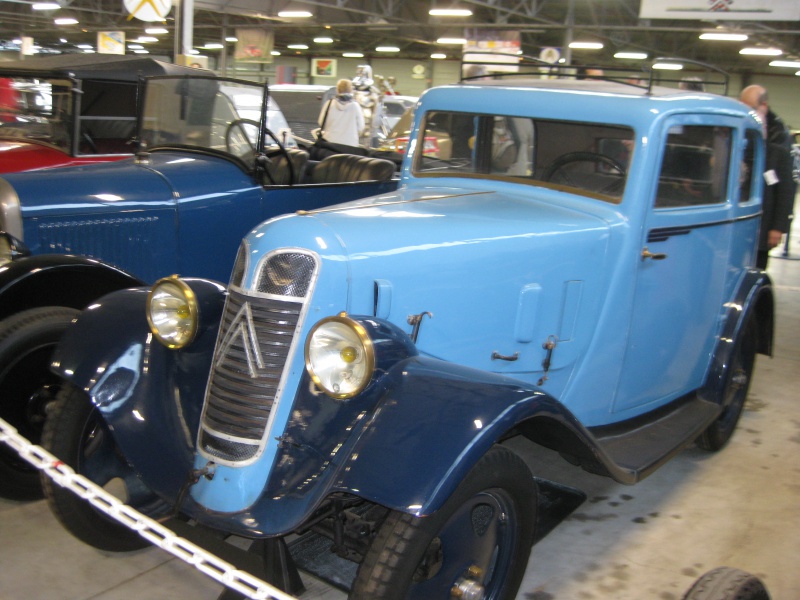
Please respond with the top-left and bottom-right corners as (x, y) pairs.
(0, 54), (201, 173)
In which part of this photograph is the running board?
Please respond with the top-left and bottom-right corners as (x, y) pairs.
(590, 396), (720, 484)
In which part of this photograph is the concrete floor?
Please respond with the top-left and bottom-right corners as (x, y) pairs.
(1, 229), (799, 600)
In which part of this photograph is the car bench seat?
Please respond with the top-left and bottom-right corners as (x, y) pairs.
(309, 153), (396, 184)
(263, 148), (310, 185)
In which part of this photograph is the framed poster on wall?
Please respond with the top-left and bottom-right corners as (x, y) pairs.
(312, 58), (337, 78)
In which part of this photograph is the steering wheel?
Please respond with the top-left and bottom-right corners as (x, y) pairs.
(224, 118), (259, 156)
(225, 119), (294, 184)
(543, 151), (626, 195)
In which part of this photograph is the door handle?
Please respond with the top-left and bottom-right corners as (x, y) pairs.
(641, 247), (667, 261)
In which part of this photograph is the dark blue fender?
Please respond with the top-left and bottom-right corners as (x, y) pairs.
(699, 268), (774, 405)
(0, 254), (144, 321)
(331, 356), (584, 516)
(51, 278), (226, 500)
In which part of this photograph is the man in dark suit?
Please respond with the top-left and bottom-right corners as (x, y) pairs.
(740, 85), (796, 268)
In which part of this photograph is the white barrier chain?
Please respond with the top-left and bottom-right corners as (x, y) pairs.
(0, 416), (298, 600)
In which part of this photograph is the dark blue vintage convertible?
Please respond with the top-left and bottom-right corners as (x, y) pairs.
(0, 74), (397, 500)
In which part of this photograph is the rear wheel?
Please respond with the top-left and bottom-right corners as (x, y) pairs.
(350, 446), (536, 600)
(0, 307), (79, 500)
(697, 317), (758, 451)
(42, 384), (160, 552)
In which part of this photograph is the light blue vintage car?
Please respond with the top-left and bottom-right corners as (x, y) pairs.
(0, 74), (397, 501)
(44, 69), (773, 599)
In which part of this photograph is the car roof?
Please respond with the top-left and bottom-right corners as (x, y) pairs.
(421, 78), (752, 125)
(0, 54), (204, 82)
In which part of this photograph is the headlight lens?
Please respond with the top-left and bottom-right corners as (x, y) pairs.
(146, 275), (198, 349)
(305, 314), (375, 399)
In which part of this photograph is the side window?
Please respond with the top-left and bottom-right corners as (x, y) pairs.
(739, 129), (760, 204)
(655, 125), (732, 208)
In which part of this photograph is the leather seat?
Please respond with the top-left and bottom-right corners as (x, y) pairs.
(263, 148), (310, 185)
(309, 154), (396, 184)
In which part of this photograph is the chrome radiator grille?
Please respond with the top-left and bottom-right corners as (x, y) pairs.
(199, 288), (303, 463)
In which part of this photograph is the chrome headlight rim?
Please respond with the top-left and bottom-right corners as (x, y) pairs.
(146, 275), (199, 349)
(305, 313), (376, 400)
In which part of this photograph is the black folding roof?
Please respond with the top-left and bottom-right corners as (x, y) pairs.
(0, 54), (203, 82)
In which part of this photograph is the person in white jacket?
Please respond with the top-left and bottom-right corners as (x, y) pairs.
(318, 78), (365, 147)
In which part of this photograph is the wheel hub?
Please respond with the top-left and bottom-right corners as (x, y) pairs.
(451, 566), (486, 600)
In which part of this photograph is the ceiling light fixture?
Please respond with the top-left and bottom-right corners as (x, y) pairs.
(429, 8), (472, 16)
(271, 50), (281, 56)
(32, 2), (60, 10)
(342, 52), (364, 58)
(135, 36), (158, 43)
(699, 32), (748, 41)
(128, 44), (144, 49)
(739, 48), (782, 56)
(614, 51), (648, 59)
(146, 27), (168, 34)
(133, 49), (149, 54)
(652, 62), (683, 70)
(569, 41), (603, 49)
(54, 17), (78, 25)
(278, 10), (312, 18)
(226, 37), (238, 42)
(287, 44), (308, 49)
(314, 37), (333, 43)
(204, 42), (224, 49)
(431, 53), (447, 59)
(76, 44), (93, 49)
(436, 37), (466, 45)
(376, 46), (400, 52)
(769, 60), (800, 68)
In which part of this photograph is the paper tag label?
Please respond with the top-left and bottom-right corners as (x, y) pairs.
(764, 169), (779, 186)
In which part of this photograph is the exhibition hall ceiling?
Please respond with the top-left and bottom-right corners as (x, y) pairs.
(1, 0), (798, 74)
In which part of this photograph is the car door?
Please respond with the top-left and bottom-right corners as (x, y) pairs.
(613, 117), (739, 414)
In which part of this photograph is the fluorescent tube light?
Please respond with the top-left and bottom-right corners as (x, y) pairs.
(699, 33), (748, 41)
(429, 9), (472, 16)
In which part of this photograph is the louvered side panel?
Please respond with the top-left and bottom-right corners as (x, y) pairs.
(36, 217), (161, 277)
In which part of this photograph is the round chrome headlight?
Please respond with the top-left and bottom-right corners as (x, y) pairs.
(305, 314), (375, 399)
(146, 275), (198, 349)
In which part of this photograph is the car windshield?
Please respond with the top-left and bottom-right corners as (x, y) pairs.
(139, 76), (269, 162)
(0, 76), (137, 155)
(413, 110), (634, 203)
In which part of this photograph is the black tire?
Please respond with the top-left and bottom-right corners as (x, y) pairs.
(697, 317), (758, 451)
(0, 307), (80, 500)
(682, 566), (770, 600)
(41, 384), (154, 552)
(350, 446), (537, 600)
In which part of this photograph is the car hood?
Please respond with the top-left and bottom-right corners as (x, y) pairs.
(255, 185), (614, 378)
(3, 151), (254, 218)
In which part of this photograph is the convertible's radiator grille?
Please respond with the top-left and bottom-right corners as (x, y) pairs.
(199, 288), (303, 463)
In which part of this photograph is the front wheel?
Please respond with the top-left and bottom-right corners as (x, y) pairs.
(0, 307), (79, 500)
(697, 317), (758, 451)
(42, 384), (161, 552)
(682, 566), (770, 600)
(350, 446), (537, 600)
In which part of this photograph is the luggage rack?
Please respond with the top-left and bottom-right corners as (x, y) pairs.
(459, 52), (730, 95)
